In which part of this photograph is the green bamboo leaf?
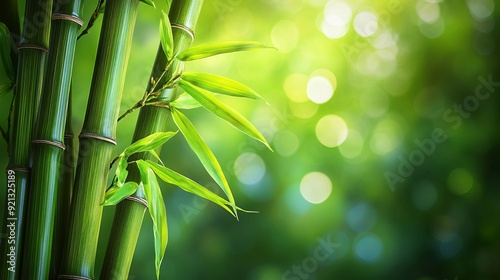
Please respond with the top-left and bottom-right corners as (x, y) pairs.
(140, 0), (156, 8)
(171, 107), (237, 215)
(179, 79), (272, 150)
(159, 11), (173, 59)
(101, 181), (139, 206)
(114, 156), (129, 187)
(143, 160), (236, 217)
(177, 41), (274, 61)
(123, 131), (177, 157)
(170, 92), (201, 109)
(137, 160), (168, 280)
(149, 149), (165, 166)
(0, 22), (14, 81)
(181, 72), (267, 103)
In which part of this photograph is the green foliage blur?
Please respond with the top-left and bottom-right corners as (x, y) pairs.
(1, 0), (499, 279)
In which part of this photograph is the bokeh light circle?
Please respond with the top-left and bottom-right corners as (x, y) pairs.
(355, 234), (383, 263)
(447, 168), (474, 195)
(467, 0), (495, 21)
(315, 115), (348, 147)
(234, 152), (266, 185)
(273, 130), (300, 156)
(300, 172), (332, 204)
(307, 76), (334, 104)
(354, 11), (378, 37)
(339, 129), (364, 159)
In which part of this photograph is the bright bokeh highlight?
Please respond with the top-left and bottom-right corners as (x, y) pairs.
(300, 172), (332, 204)
(316, 115), (348, 147)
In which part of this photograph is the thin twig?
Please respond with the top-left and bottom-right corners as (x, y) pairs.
(77, 0), (105, 40)
(118, 64), (177, 121)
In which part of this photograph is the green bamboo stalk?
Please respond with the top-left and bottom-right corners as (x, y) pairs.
(58, 0), (139, 278)
(20, 1), (84, 279)
(1, 0), (52, 279)
(100, 1), (203, 278)
(51, 90), (76, 278)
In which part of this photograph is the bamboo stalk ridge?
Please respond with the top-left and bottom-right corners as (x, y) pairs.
(19, 0), (84, 278)
(1, 0), (53, 279)
(58, 0), (140, 278)
(100, 0), (204, 278)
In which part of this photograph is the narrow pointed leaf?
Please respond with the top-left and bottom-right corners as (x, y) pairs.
(102, 181), (139, 206)
(177, 41), (273, 61)
(179, 79), (272, 150)
(171, 107), (237, 215)
(170, 92), (201, 109)
(144, 160), (237, 217)
(137, 160), (168, 280)
(123, 131), (177, 157)
(181, 72), (267, 103)
(149, 149), (165, 166)
(115, 156), (129, 187)
(159, 11), (174, 59)
(140, 0), (156, 8)
(0, 22), (14, 81)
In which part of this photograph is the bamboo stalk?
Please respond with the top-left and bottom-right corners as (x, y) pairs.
(20, 1), (84, 279)
(100, 0), (203, 278)
(58, 0), (139, 278)
(0, 0), (53, 279)
(51, 90), (76, 278)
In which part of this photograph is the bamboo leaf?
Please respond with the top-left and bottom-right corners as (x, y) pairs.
(149, 149), (165, 166)
(123, 131), (177, 157)
(140, 0), (156, 8)
(115, 156), (129, 187)
(177, 41), (274, 61)
(159, 11), (173, 59)
(137, 160), (168, 280)
(0, 22), (14, 81)
(143, 160), (237, 217)
(181, 72), (267, 103)
(171, 107), (237, 215)
(102, 181), (139, 206)
(179, 79), (272, 150)
(170, 92), (201, 109)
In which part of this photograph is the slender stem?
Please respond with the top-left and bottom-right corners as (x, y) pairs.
(59, 0), (139, 278)
(0, 0), (53, 279)
(100, 1), (204, 278)
(77, 0), (104, 40)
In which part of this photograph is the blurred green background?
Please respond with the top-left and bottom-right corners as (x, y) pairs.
(1, 0), (500, 279)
